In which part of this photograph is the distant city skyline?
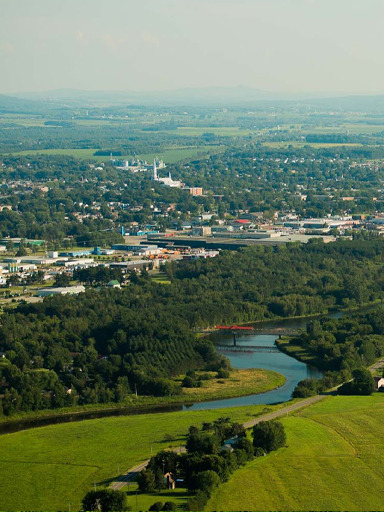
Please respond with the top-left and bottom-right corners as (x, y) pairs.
(1, 0), (384, 96)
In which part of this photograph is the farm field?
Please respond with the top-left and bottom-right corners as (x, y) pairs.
(7, 145), (219, 163)
(207, 395), (384, 512)
(0, 403), (285, 511)
(263, 141), (364, 149)
(165, 126), (252, 137)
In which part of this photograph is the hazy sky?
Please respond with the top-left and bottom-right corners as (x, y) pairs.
(1, 0), (384, 95)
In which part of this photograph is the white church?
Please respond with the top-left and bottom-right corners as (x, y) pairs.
(152, 160), (184, 188)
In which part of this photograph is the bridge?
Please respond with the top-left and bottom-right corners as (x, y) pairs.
(214, 325), (301, 337)
(215, 344), (280, 353)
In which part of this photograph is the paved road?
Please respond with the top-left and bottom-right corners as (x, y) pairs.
(109, 394), (325, 490)
(109, 357), (384, 490)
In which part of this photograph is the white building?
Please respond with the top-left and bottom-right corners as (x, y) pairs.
(152, 160), (183, 188)
(37, 285), (85, 297)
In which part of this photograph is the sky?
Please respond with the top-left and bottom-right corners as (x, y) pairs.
(1, 0), (384, 95)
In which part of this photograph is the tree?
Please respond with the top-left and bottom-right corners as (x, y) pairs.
(148, 502), (163, 511)
(162, 502), (177, 511)
(54, 273), (71, 287)
(81, 489), (128, 511)
(137, 468), (156, 493)
(194, 470), (221, 496)
(252, 420), (286, 453)
(338, 368), (375, 396)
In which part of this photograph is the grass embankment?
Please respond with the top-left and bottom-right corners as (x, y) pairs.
(0, 368), (284, 425)
(207, 394), (384, 512)
(275, 336), (324, 368)
(0, 403), (287, 511)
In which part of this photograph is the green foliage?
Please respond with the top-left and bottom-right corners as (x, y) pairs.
(53, 273), (71, 287)
(187, 490), (209, 511)
(161, 502), (177, 511)
(81, 489), (128, 512)
(338, 368), (375, 396)
(148, 502), (163, 511)
(252, 420), (286, 453)
(137, 468), (157, 493)
(194, 470), (221, 495)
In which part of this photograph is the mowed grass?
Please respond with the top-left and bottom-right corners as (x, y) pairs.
(0, 403), (286, 511)
(207, 395), (384, 512)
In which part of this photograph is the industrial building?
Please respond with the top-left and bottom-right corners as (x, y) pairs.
(37, 286), (85, 297)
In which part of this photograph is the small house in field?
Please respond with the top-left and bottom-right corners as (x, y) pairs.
(164, 472), (176, 490)
(374, 377), (384, 391)
(107, 280), (121, 289)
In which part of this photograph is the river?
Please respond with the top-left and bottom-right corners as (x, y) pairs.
(0, 313), (333, 435)
(182, 315), (324, 411)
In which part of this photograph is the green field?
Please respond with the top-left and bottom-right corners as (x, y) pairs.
(8, 145), (219, 164)
(165, 126), (252, 137)
(0, 403), (285, 511)
(207, 395), (384, 511)
(263, 141), (364, 149)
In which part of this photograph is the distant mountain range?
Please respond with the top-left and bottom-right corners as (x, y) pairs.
(2, 87), (384, 112)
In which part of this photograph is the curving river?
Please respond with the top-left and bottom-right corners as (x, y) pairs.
(183, 316), (324, 411)
(0, 314), (331, 435)
(2, 306), (380, 434)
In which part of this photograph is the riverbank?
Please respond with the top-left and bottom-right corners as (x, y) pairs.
(198, 298), (383, 336)
(275, 335), (325, 369)
(0, 368), (285, 429)
(0, 402), (291, 512)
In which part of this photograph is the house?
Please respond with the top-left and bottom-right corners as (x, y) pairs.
(164, 472), (176, 490)
(374, 377), (384, 391)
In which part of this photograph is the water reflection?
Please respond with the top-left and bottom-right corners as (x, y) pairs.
(182, 333), (322, 411)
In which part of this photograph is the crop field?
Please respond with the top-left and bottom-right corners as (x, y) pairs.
(207, 395), (384, 511)
(0, 403), (285, 511)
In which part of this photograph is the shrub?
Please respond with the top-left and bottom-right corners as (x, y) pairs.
(149, 502), (163, 511)
(252, 420), (286, 453)
(162, 502), (177, 511)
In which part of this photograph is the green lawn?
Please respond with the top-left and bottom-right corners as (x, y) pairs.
(207, 395), (384, 511)
(0, 403), (285, 511)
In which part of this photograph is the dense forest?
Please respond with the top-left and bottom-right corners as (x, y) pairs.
(1, 237), (384, 416)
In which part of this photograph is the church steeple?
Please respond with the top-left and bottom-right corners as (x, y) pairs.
(153, 159), (158, 181)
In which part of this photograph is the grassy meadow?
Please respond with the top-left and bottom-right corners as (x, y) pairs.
(207, 395), (384, 512)
(176, 368), (285, 401)
(0, 403), (285, 511)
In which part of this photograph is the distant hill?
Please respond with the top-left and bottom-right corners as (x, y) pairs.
(0, 94), (62, 114)
(6, 87), (384, 112)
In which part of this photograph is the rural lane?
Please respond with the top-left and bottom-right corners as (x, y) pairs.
(109, 357), (384, 490)
(109, 393), (326, 490)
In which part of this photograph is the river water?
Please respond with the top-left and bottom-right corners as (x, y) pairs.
(0, 314), (331, 435)
(182, 315), (324, 411)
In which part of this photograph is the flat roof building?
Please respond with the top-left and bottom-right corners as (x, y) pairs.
(37, 285), (85, 297)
